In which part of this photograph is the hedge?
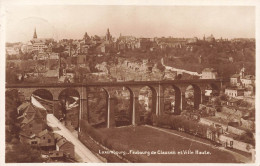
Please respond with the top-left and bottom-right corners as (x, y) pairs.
(153, 114), (212, 139)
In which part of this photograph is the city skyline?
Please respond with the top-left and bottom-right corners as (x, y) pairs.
(6, 5), (255, 42)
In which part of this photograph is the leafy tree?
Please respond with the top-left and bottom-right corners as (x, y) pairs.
(235, 130), (255, 146)
(220, 94), (229, 101)
(6, 143), (45, 163)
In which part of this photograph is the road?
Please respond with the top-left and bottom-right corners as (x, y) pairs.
(161, 58), (202, 76)
(47, 114), (103, 163)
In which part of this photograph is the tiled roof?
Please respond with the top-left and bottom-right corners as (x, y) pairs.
(54, 133), (63, 141)
(231, 74), (240, 78)
(202, 68), (216, 72)
(20, 104), (47, 127)
(243, 75), (255, 80)
(37, 129), (49, 137)
(17, 102), (30, 114)
(229, 98), (239, 103)
(19, 131), (36, 138)
(56, 138), (69, 147)
(44, 70), (59, 78)
(201, 116), (229, 126)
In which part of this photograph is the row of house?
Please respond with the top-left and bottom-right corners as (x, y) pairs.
(17, 102), (75, 160)
(225, 67), (255, 98)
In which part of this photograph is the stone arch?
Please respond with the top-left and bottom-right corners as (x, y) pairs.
(170, 85), (182, 115)
(162, 85), (179, 115)
(102, 86), (133, 127)
(31, 89), (54, 113)
(120, 86), (133, 126)
(58, 88), (80, 130)
(137, 85), (157, 124)
(31, 89), (54, 101)
(86, 87), (109, 128)
(185, 84), (201, 109)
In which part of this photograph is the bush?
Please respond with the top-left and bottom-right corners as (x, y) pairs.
(80, 119), (109, 146)
(6, 143), (44, 163)
(155, 114), (210, 139)
(11, 138), (19, 144)
(156, 114), (172, 127)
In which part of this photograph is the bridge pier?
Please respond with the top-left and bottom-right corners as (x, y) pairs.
(157, 84), (165, 116)
(194, 87), (201, 109)
(78, 87), (88, 133)
(173, 87), (181, 114)
(180, 93), (186, 111)
(158, 94), (164, 116)
(107, 96), (116, 128)
(131, 96), (140, 125)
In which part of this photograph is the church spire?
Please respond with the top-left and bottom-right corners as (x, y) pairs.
(106, 28), (111, 41)
(33, 28), (37, 39)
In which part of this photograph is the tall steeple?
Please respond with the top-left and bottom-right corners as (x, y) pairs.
(33, 28), (37, 39)
(106, 28), (111, 41)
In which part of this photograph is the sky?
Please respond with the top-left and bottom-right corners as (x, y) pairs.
(5, 5), (255, 42)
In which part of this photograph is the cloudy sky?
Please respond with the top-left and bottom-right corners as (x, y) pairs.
(5, 5), (255, 42)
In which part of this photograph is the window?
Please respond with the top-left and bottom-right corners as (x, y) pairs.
(43, 137), (45, 139)
(48, 139), (51, 143)
(31, 141), (37, 144)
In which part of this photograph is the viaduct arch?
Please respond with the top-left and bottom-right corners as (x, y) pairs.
(6, 79), (225, 131)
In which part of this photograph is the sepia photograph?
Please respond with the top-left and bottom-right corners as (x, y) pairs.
(2, 2), (258, 164)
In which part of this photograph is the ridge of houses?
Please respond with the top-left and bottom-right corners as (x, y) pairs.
(17, 101), (75, 161)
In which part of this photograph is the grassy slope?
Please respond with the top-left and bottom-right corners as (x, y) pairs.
(98, 126), (238, 163)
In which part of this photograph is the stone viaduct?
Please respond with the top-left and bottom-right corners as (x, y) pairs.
(6, 79), (227, 131)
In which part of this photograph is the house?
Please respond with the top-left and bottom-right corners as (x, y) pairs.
(36, 52), (49, 60)
(199, 116), (246, 136)
(219, 134), (254, 153)
(205, 34), (215, 43)
(240, 75), (255, 88)
(6, 47), (20, 56)
(56, 137), (75, 158)
(37, 129), (55, 149)
(49, 53), (59, 60)
(48, 150), (64, 158)
(19, 104), (47, 136)
(226, 98), (239, 107)
(43, 70), (59, 83)
(19, 129), (55, 150)
(225, 87), (244, 98)
(230, 67), (255, 89)
(20, 129), (54, 147)
(32, 42), (48, 53)
(17, 102), (31, 115)
(77, 54), (87, 66)
(230, 74), (241, 86)
(201, 68), (218, 79)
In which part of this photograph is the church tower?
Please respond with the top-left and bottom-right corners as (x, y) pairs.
(33, 28), (37, 39)
(106, 28), (111, 42)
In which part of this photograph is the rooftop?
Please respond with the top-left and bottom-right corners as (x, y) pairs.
(202, 68), (216, 72)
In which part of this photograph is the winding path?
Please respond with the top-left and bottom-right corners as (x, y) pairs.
(161, 58), (202, 76)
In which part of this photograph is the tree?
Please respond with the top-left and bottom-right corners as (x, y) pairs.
(156, 62), (165, 72)
(220, 94), (228, 101)
(213, 97), (221, 106)
(6, 143), (45, 163)
(236, 130), (255, 146)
